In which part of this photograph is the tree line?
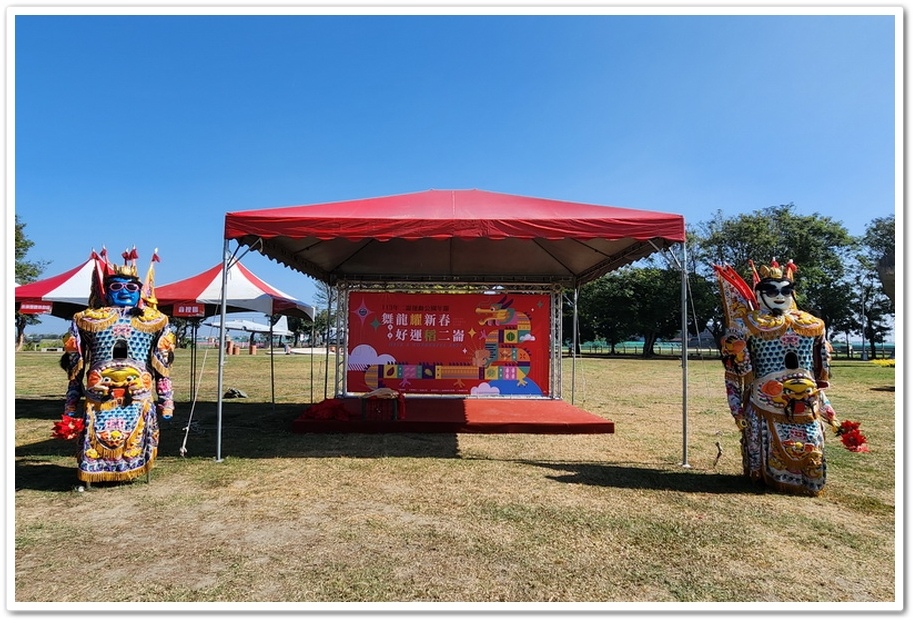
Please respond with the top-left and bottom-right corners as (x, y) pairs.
(569, 204), (894, 358)
(15, 205), (895, 357)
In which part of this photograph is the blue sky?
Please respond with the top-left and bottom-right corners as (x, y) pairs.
(10, 7), (900, 336)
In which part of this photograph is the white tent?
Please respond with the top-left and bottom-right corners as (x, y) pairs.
(14, 256), (96, 318)
(156, 260), (315, 421)
(156, 260), (314, 320)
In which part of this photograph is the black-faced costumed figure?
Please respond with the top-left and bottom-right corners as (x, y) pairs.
(714, 259), (866, 496)
(53, 247), (175, 485)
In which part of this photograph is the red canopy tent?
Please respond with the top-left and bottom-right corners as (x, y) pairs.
(155, 260), (315, 320)
(223, 188), (686, 286)
(155, 260), (315, 408)
(217, 189), (691, 464)
(14, 255), (316, 321)
(14, 256), (96, 319)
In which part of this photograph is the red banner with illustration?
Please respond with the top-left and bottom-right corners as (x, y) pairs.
(347, 292), (551, 396)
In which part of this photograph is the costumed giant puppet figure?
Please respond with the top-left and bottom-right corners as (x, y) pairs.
(53, 247), (175, 486)
(714, 259), (866, 496)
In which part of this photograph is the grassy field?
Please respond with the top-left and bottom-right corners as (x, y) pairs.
(11, 348), (899, 609)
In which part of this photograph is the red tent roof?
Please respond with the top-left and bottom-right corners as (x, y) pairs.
(156, 261), (314, 319)
(14, 257), (96, 318)
(224, 189), (685, 286)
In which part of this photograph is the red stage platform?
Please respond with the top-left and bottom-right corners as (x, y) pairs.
(291, 397), (615, 435)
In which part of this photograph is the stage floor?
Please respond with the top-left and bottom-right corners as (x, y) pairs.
(291, 397), (616, 435)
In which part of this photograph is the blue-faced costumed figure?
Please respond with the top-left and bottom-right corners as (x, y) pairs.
(54, 247), (175, 485)
(715, 259), (851, 496)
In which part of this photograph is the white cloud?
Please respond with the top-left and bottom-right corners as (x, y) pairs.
(348, 344), (395, 370)
(470, 382), (501, 396)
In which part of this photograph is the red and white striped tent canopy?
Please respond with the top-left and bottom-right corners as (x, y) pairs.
(15, 256), (315, 322)
(14, 256), (96, 318)
(155, 260), (315, 321)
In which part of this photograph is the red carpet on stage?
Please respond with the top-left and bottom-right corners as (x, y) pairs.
(291, 397), (615, 435)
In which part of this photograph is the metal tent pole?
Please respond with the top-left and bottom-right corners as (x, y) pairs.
(310, 324), (315, 404)
(323, 291), (332, 400)
(572, 286), (579, 406)
(269, 321), (275, 409)
(336, 284), (347, 396)
(551, 287), (563, 399)
(215, 239), (230, 463)
(681, 242), (690, 468)
(189, 321), (198, 398)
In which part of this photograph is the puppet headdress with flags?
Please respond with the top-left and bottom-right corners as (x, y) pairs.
(87, 245), (161, 309)
(141, 248), (161, 309)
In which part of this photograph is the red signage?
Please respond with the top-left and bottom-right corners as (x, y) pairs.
(172, 303), (206, 317)
(18, 301), (53, 314)
(347, 292), (550, 396)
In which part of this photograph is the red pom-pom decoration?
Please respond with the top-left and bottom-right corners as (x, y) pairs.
(51, 414), (85, 440)
(836, 419), (869, 452)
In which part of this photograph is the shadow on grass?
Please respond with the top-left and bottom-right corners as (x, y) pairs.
(19, 398), (754, 494)
(520, 460), (760, 494)
(14, 397), (61, 420)
(15, 399), (462, 477)
(14, 461), (80, 492)
(14, 459), (160, 493)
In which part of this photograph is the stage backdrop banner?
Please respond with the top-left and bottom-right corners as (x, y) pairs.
(347, 292), (551, 396)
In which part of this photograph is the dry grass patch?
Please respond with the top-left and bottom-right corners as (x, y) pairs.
(12, 349), (897, 606)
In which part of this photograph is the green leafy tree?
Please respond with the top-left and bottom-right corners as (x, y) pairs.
(168, 318), (195, 349)
(848, 215), (895, 357)
(15, 215), (47, 283)
(577, 265), (693, 358)
(285, 316), (313, 347)
(682, 233), (724, 349)
(561, 290), (593, 354)
(694, 204), (856, 340)
(839, 260), (893, 358)
(575, 276), (636, 354)
(861, 215), (895, 303)
(573, 243), (718, 358)
(861, 215), (895, 263)
(309, 281), (339, 345)
(625, 267), (688, 357)
(14, 216), (49, 350)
